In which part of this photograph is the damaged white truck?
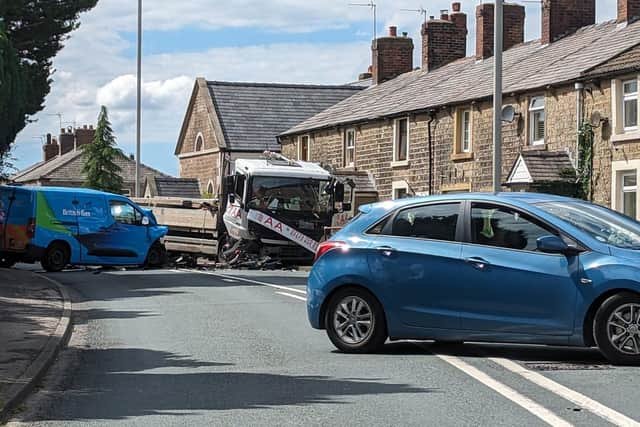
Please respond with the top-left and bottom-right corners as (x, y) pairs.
(135, 152), (350, 266)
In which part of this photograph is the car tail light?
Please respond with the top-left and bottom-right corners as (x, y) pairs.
(27, 217), (36, 239)
(314, 240), (348, 263)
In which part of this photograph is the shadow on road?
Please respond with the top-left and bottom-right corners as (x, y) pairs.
(16, 346), (431, 422)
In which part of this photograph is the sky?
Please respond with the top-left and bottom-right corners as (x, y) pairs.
(12, 0), (619, 176)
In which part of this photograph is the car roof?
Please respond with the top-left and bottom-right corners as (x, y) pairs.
(365, 192), (578, 212)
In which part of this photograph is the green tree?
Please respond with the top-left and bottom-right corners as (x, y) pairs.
(0, 24), (27, 161)
(0, 0), (98, 156)
(82, 106), (123, 194)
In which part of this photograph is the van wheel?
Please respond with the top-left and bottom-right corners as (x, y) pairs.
(325, 287), (388, 353)
(0, 254), (17, 268)
(41, 243), (70, 273)
(594, 292), (640, 365)
(145, 242), (166, 269)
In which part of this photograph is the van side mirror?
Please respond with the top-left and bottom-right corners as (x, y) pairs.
(334, 182), (345, 204)
(229, 194), (236, 204)
(141, 216), (150, 226)
(537, 235), (573, 255)
(224, 176), (234, 195)
(342, 202), (352, 212)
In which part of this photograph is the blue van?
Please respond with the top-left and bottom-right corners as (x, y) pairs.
(0, 186), (168, 272)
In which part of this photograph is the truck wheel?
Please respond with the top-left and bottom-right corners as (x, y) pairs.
(0, 254), (17, 268)
(41, 243), (70, 273)
(145, 242), (166, 269)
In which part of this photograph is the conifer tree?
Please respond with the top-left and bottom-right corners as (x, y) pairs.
(82, 106), (124, 194)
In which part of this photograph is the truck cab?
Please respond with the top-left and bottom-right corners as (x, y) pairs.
(221, 153), (344, 261)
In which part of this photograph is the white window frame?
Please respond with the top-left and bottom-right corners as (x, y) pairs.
(392, 117), (410, 164)
(460, 109), (472, 153)
(611, 160), (640, 220)
(529, 96), (545, 146)
(392, 181), (410, 200)
(194, 132), (204, 152)
(298, 135), (311, 162)
(344, 129), (356, 168)
(621, 171), (638, 218)
(623, 79), (638, 131)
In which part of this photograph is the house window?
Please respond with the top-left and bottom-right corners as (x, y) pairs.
(195, 134), (204, 152)
(298, 135), (310, 161)
(621, 172), (637, 219)
(623, 80), (638, 131)
(529, 96), (545, 145)
(392, 181), (410, 200)
(344, 129), (356, 167)
(457, 109), (472, 153)
(393, 118), (409, 162)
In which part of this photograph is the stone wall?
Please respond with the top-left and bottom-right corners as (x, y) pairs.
(282, 80), (629, 207)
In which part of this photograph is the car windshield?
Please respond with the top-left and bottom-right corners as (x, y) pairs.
(248, 177), (332, 214)
(536, 201), (640, 249)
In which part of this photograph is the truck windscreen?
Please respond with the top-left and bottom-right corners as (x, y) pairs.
(248, 177), (331, 214)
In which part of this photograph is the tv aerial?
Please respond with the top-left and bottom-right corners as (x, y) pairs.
(349, 1), (377, 42)
(400, 6), (428, 25)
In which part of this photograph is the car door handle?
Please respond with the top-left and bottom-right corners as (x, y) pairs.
(376, 246), (396, 256)
(465, 257), (490, 271)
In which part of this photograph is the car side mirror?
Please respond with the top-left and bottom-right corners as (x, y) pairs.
(224, 176), (235, 195)
(141, 216), (150, 226)
(229, 194), (236, 204)
(537, 235), (572, 255)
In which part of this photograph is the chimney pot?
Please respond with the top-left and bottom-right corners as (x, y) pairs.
(440, 10), (449, 21)
(46, 133), (52, 145)
(452, 2), (461, 12)
(476, 3), (525, 60)
(402, 31), (408, 37)
(372, 29), (414, 84)
(388, 26), (397, 37)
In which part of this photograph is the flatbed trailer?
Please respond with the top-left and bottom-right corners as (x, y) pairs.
(132, 197), (219, 258)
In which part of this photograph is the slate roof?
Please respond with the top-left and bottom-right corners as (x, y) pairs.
(148, 177), (201, 198)
(12, 149), (168, 184)
(585, 43), (640, 77)
(508, 151), (576, 184)
(282, 19), (640, 137)
(208, 82), (364, 151)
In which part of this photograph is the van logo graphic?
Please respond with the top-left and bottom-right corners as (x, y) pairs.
(62, 209), (92, 217)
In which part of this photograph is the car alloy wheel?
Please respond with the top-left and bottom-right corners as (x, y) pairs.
(606, 303), (640, 356)
(594, 292), (640, 365)
(325, 287), (387, 353)
(333, 296), (374, 345)
(42, 243), (69, 273)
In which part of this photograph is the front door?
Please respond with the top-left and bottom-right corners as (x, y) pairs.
(367, 202), (464, 330)
(458, 202), (579, 336)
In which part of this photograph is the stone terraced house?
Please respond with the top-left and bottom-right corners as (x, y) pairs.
(174, 79), (364, 197)
(279, 0), (640, 220)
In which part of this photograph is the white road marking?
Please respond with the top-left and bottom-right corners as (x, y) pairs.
(491, 357), (640, 427)
(275, 291), (307, 302)
(437, 354), (573, 427)
(177, 269), (307, 295)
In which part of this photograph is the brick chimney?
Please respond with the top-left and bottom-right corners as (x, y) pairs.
(372, 26), (414, 85)
(421, 2), (467, 72)
(59, 128), (75, 156)
(618, 0), (640, 24)
(476, 3), (525, 60)
(542, 0), (595, 45)
(42, 133), (59, 162)
(75, 125), (95, 149)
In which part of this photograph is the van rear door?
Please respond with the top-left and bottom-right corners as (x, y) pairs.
(0, 187), (34, 253)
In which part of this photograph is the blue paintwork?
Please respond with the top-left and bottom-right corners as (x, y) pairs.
(0, 186), (168, 266)
(307, 193), (640, 347)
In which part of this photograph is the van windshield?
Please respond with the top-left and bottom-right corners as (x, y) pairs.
(536, 201), (640, 249)
(248, 177), (332, 214)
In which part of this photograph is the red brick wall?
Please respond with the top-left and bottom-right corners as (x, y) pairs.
(372, 35), (414, 85)
(476, 3), (525, 60)
(618, 0), (640, 23)
(542, 0), (595, 45)
(421, 14), (467, 72)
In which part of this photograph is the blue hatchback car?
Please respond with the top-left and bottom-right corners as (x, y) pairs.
(308, 193), (640, 365)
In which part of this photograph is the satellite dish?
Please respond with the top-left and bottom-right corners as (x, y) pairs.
(590, 111), (603, 127)
(501, 105), (516, 123)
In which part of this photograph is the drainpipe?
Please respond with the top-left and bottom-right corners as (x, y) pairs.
(428, 110), (437, 195)
(575, 82), (585, 169)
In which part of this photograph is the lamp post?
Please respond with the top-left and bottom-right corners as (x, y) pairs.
(493, 1), (503, 193)
(135, 0), (142, 197)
